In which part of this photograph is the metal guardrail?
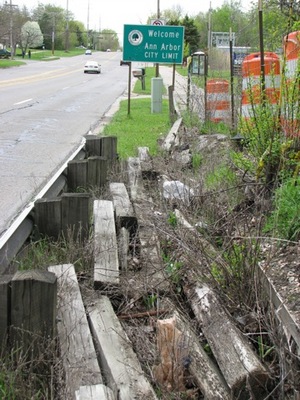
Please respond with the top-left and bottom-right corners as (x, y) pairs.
(0, 139), (86, 274)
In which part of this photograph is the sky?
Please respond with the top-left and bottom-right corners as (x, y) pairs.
(13, 0), (251, 41)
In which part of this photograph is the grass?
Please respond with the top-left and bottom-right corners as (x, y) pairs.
(0, 59), (26, 68)
(0, 48), (88, 68)
(102, 96), (171, 159)
(134, 65), (168, 96)
(26, 49), (86, 61)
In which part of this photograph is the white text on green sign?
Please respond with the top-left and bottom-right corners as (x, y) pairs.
(123, 24), (184, 64)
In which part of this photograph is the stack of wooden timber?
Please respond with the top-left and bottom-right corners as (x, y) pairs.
(49, 264), (157, 400)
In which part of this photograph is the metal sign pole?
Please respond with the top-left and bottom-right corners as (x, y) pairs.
(128, 62), (132, 115)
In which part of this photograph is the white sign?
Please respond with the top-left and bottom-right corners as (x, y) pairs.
(211, 32), (235, 47)
(150, 19), (166, 26)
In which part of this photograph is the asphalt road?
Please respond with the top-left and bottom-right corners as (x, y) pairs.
(0, 51), (129, 241)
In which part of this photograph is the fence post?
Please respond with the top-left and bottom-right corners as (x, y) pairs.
(100, 136), (118, 160)
(0, 275), (12, 350)
(67, 159), (88, 191)
(10, 270), (57, 357)
(61, 193), (91, 241)
(85, 135), (102, 157)
(88, 156), (108, 188)
(35, 198), (62, 240)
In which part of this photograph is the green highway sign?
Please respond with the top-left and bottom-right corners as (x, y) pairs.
(123, 24), (184, 64)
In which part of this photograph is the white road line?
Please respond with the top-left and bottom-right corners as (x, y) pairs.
(14, 98), (33, 105)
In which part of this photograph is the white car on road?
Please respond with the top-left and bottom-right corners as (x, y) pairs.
(84, 61), (101, 74)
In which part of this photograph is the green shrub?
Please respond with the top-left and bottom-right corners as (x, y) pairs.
(191, 152), (203, 170)
(167, 211), (178, 227)
(264, 177), (300, 241)
(230, 150), (256, 175)
(205, 164), (237, 190)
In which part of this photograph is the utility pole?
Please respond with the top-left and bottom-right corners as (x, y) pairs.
(87, 0), (90, 48)
(207, 1), (212, 50)
(155, 0), (160, 77)
(65, 0), (69, 52)
(50, 13), (56, 55)
(6, 0), (17, 59)
(258, 0), (266, 105)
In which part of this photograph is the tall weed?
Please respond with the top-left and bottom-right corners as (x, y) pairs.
(263, 176), (300, 241)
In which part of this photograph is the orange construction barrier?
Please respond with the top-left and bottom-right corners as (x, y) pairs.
(281, 31), (300, 137)
(284, 30), (300, 78)
(241, 52), (280, 119)
(206, 79), (230, 123)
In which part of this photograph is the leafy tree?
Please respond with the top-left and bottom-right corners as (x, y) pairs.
(32, 4), (67, 51)
(257, 0), (300, 51)
(21, 21), (43, 53)
(194, 12), (211, 50)
(32, 4), (88, 50)
(181, 15), (200, 54)
(158, 5), (184, 22)
(98, 29), (119, 51)
(72, 21), (86, 47)
(266, 0), (300, 24)
(210, 1), (255, 48)
(167, 15), (200, 58)
(0, 3), (30, 55)
(147, 5), (184, 24)
(0, 3), (11, 48)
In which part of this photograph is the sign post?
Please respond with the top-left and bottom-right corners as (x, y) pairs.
(123, 24), (184, 114)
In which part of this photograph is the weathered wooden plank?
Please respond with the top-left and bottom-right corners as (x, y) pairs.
(161, 117), (182, 151)
(68, 159), (88, 191)
(61, 193), (91, 241)
(258, 263), (300, 352)
(87, 156), (108, 188)
(85, 135), (102, 157)
(152, 312), (230, 399)
(184, 284), (271, 399)
(109, 182), (137, 233)
(48, 264), (102, 399)
(0, 275), (12, 348)
(126, 157), (167, 292)
(75, 384), (115, 400)
(100, 136), (117, 160)
(10, 270), (57, 354)
(127, 157), (144, 203)
(88, 296), (158, 400)
(34, 198), (62, 239)
(118, 227), (130, 271)
(93, 200), (119, 288)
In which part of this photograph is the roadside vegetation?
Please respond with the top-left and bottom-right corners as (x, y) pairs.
(102, 97), (170, 159)
(2, 53), (299, 398)
(1, 0), (300, 394)
(0, 48), (89, 68)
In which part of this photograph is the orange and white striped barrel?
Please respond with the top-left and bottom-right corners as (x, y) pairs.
(284, 31), (300, 78)
(241, 52), (280, 119)
(206, 79), (230, 123)
(281, 31), (300, 137)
